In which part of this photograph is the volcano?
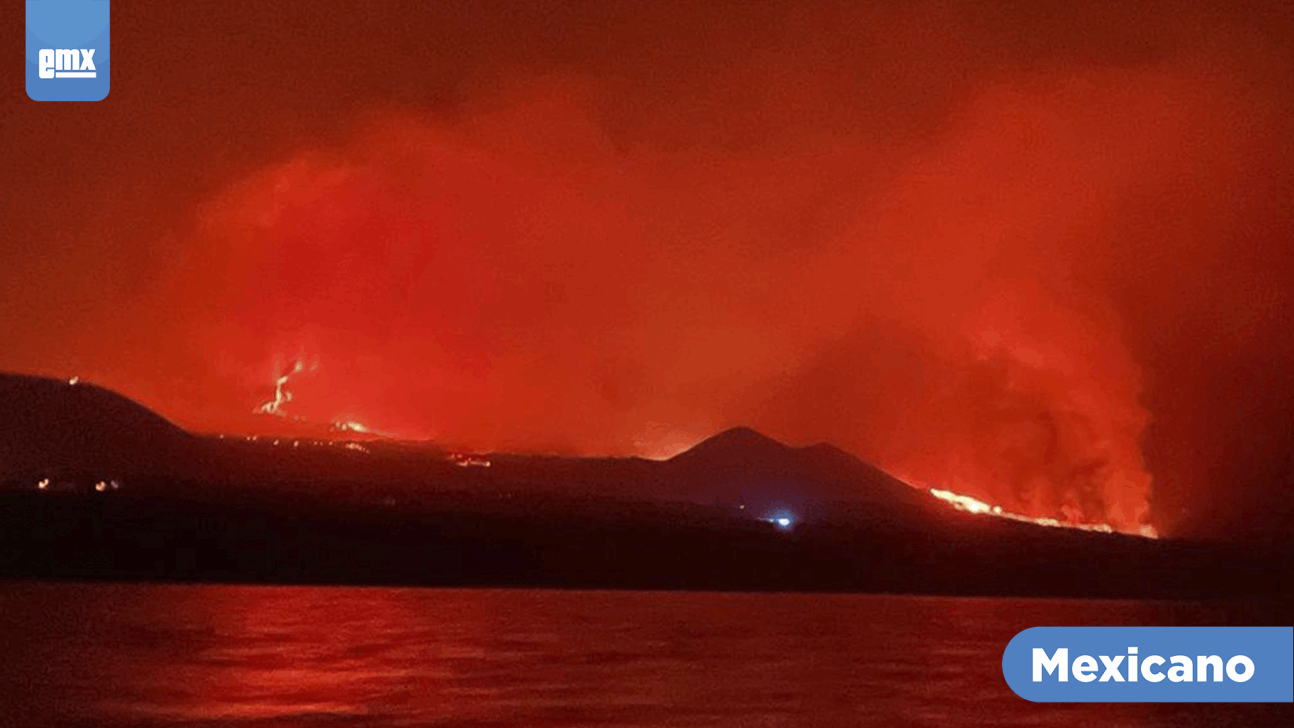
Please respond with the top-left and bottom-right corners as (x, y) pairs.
(663, 426), (931, 517)
(0, 372), (1278, 598)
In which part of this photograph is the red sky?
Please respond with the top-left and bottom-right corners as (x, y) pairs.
(3, 0), (1292, 539)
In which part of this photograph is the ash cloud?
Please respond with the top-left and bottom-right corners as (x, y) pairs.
(4, 1), (1291, 537)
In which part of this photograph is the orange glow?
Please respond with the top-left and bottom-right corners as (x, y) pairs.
(929, 487), (1158, 539)
(5, 2), (1292, 539)
(254, 360), (305, 418)
(448, 454), (492, 468)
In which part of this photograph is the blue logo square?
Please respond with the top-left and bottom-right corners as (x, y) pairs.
(26, 0), (110, 102)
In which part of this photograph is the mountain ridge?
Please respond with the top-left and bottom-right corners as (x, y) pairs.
(0, 372), (197, 481)
(3, 371), (1282, 598)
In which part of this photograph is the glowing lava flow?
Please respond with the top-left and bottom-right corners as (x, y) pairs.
(251, 360), (389, 438)
(255, 360), (304, 418)
(330, 418), (399, 439)
(927, 488), (1159, 539)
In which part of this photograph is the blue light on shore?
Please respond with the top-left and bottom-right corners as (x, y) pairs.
(766, 511), (796, 530)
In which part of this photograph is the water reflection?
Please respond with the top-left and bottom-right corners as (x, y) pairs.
(0, 583), (1287, 727)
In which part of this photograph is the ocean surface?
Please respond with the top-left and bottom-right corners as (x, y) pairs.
(0, 583), (1288, 727)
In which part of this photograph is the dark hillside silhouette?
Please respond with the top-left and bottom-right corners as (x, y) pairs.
(0, 373), (197, 485)
(1, 372), (1287, 598)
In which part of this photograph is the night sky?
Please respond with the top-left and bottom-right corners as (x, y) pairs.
(4, 1), (1293, 540)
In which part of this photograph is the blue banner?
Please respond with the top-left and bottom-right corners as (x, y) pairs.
(1003, 626), (1293, 702)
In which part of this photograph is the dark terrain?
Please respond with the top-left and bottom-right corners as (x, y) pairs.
(1, 372), (1288, 598)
